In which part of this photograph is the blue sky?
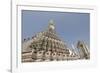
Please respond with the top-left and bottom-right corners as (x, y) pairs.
(22, 10), (90, 47)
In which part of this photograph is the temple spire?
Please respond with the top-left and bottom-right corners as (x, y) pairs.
(48, 19), (55, 30)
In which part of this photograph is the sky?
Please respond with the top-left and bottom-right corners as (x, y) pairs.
(22, 10), (90, 48)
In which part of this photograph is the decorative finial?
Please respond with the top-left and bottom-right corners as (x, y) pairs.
(49, 19), (54, 25)
(48, 19), (55, 30)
